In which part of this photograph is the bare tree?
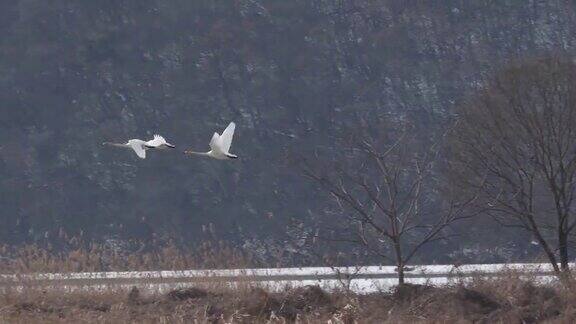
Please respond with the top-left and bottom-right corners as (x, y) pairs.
(298, 123), (475, 284)
(449, 57), (576, 275)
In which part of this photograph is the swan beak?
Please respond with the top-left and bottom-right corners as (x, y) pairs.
(167, 144), (176, 149)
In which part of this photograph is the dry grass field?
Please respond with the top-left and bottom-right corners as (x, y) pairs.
(0, 242), (574, 323)
(0, 271), (575, 323)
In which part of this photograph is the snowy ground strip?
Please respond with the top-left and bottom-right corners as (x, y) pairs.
(0, 263), (566, 294)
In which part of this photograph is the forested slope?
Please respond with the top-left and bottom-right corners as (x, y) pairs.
(0, 0), (574, 263)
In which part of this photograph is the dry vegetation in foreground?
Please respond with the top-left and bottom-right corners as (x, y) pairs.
(0, 240), (258, 273)
(0, 242), (574, 322)
(1, 272), (576, 323)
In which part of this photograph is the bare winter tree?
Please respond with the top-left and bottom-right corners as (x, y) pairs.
(449, 57), (576, 275)
(298, 121), (477, 284)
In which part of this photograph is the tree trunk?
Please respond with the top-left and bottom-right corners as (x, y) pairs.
(397, 265), (405, 285)
(393, 238), (405, 285)
(528, 216), (561, 274)
(559, 231), (570, 272)
(538, 236), (561, 275)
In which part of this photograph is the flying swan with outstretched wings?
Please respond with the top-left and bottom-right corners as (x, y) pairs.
(103, 134), (175, 159)
(184, 122), (238, 160)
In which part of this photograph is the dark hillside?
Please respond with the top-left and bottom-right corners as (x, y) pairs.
(0, 1), (575, 263)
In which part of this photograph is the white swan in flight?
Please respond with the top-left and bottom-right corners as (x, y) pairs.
(184, 122), (238, 160)
(103, 135), (175, 159)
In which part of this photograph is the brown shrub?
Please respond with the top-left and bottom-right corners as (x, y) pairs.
(392, 283), (437, 302)
(240, 288), (298, 320)
(127, 286), (141, 304)
(166, 287), (210, 301)
(284, 285), (333, 312)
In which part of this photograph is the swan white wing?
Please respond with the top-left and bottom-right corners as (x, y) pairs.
(219, 122), (236, 153)
(145, 134), (166, 147)
(209, 132), (220, 151)
(131, 143), (147, 159)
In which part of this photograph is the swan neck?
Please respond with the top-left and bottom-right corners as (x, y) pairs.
(103, 142), (128, 148)
(186, 151), (210, 156)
